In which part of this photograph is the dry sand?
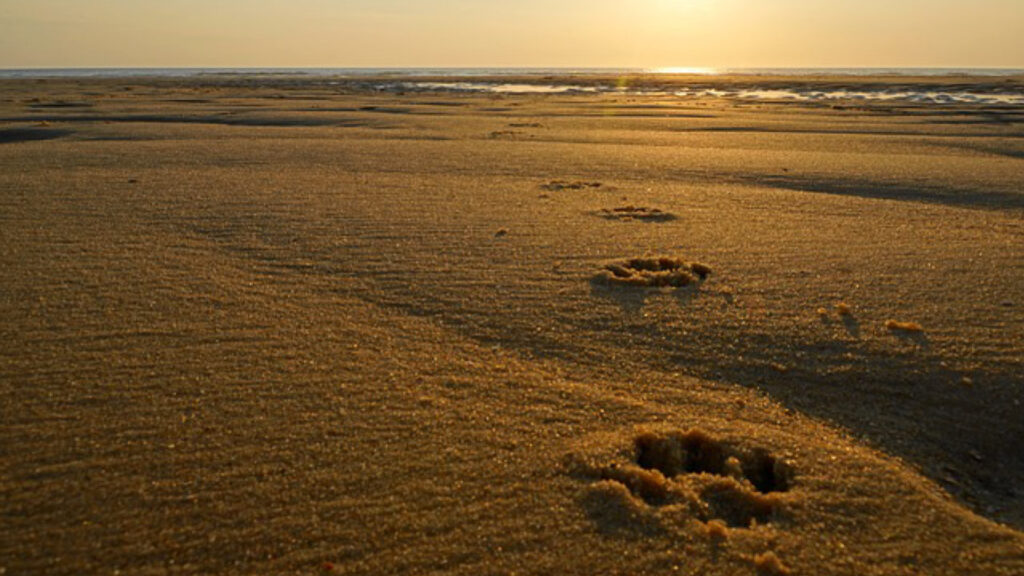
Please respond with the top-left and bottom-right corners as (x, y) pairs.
(1, 75), (1023, 574)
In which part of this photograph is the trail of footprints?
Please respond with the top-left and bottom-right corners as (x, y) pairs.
(540, 180), (679, 223)
(538, 181), (777, 529)
(575, 429), (795, 531)
(538, 180), (695, 288)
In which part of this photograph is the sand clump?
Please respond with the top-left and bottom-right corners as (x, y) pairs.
(705, 519), (730, 541)
(580, 480), (662, 533)
(753, 551), (792, 575)
(700, 477), (783, 527)
(595, 257), (712, 288)
(599, 464), (674, 504)
(886, 319), (924, 333)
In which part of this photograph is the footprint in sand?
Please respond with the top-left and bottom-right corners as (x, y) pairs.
(541, 180), (604, 191)
(593, 206), (678, 222)
(575, 429), (795, 531)
(593, 257), (711, 288)
(490, 130), (524, 138)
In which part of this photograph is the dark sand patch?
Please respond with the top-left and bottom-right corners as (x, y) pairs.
(358, 106), (418, 114)
(753, 551), (792, 575)
(676, 125), (1024, 138)
(1, 114), (386, 128)
(489, 130), (524, 139)
(749, 173), (1024, 210)
(944, 142), (1024, 160)
(0, 127), (73, 144)
(26, 101), (94, 109)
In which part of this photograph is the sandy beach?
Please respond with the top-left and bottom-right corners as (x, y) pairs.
(1, 74), (1023, 574)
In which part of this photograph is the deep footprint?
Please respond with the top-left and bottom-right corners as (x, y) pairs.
(635, 429), (792, 494)
(576, 429), (795, 530)
(594, 257), (712, 288)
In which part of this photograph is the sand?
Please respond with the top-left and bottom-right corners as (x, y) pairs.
(1, 74), (1023, 574)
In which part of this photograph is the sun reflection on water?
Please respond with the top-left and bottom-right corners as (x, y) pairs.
(649, 67), (719, 75)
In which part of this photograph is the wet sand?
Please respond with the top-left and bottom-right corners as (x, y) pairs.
(1, 75), (1023, 574)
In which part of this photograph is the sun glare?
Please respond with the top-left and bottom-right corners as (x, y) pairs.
(650, 67), (719, 75)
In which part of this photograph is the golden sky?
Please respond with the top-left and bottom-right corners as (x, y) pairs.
(2, 0), (1022, 68)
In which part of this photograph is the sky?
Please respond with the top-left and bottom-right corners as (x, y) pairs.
(1, 0), (1022, 69)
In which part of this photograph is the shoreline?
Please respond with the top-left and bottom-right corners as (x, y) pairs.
(7, 73), (1024, 108)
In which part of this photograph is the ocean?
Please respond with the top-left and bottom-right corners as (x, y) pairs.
(4, 67), (1022, 105)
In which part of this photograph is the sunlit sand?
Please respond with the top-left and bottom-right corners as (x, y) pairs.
(1, 73), (1023, 574)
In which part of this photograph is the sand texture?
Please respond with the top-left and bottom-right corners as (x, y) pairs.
(1, 75), (1023, 574)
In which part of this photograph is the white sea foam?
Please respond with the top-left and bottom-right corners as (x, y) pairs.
(672, 88), (1024, 105)
(4, 67), (1016, 105)
(399, 81), (1024, 105)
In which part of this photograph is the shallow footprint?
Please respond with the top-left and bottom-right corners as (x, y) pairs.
(593, 206), (678, 222)
(541, 180), (603, 191)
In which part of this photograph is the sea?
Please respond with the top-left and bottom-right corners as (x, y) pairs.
(3, 67), (1022, 105)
